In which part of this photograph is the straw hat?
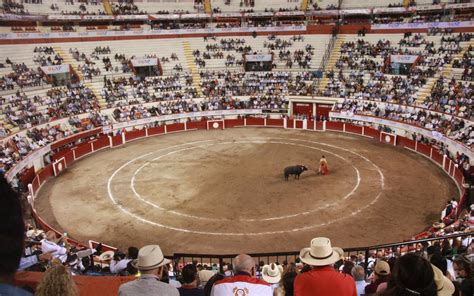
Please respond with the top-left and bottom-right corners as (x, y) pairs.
(262, 263), (283, 284)
(99, 251), (115, 261)
(198, 270), (215, 285)
(299, 237), (343, 266)
(432, 264), (455, 296)
(135, 245), (170, 271)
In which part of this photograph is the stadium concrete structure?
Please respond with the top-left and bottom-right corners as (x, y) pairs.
(1, 0), (473, 294)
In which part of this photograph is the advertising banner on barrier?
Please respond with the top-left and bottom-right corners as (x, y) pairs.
(372, 21), (474, 30)
(213, 12), (243, 18)
(83, 15), (115, 20)
(391, 55), (419, 64)
(112, 109), (263, 130)
(245, 54), (273, 62)
(114, 15), (148, 20)
(180, 13), (210, 19)
(329, 112), (474, 160)
(131, 58), (158, 67)
(48, 15), (82, 20)
(40, 64), (70, 74)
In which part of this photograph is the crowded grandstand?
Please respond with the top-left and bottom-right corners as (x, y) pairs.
(0, 0), (473, 295)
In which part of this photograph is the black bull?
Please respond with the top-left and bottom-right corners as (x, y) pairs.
(284, 165), (308, 181)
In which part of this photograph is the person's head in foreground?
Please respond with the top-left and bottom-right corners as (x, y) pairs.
(35, 264), (78, 296)
(380, 253), (454, 296)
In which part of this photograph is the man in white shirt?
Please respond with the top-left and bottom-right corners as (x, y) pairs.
(41, 231), (69, 263)
(110, 247), (138, 275)
(211, 254), (272, 296)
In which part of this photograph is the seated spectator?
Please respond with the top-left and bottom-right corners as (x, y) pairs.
(453, 255), (474, 296)
(261, 263), (283, 291)
(0, 175), (32, 295)
(203, 273), (225, 296)
(211, 254), (272, 296)
(276, 263), (298, 296)
(365, 260), (390, 294)
(380, 253), (454, 296)
(351, 265), (367, 296)
(293, 237), (357, 296)
(41, 230), (70, 263)
(119, 244), (179, 296)
(109, 246), (139, 275)
(178, 264), (204, 296)
(35, 264), (78, 296)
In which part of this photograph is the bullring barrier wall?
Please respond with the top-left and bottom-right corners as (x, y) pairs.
(20, 110), (469, 255)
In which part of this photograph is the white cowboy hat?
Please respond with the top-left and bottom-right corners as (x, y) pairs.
(432, 264), (455, 296)
(198, 270), (215, 284)
(262, 263), (283, 284)
(299, 237), (344, 266)
(99, 250), (115, 261)
(136, 245), (170, 271)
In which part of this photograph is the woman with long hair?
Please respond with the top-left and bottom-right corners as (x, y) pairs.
(35, 264), (78, 296)
(380, 253), (437, 296)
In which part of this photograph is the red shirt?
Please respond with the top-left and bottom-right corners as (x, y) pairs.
(294, 266), (357, 296)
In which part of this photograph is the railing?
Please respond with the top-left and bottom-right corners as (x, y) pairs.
(174, 232), (474, 273)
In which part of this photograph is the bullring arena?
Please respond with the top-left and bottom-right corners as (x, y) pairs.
(35, 127), (457, 254)
(1, 0), (474, 294)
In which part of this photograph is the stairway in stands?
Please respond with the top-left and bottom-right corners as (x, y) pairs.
(102, 0), (114, 15)
(318, 36), (345, 93)
(182, 41), (203, 97)
(415, 38), (474, 104)
(204, 0), (212, 14)
(301, 0), (309, 11)
(54, 46), (107, 108)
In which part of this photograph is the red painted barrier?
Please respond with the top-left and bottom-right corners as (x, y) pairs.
(148, 126), (165, 136)
(294, 120), (303, 129)
(53, 158), (67, 176)
(345, 124), (363, 135)
(224, 118), (245, 128)
(363, 127), (380, 139)
(37, 165), (53, 183)
(287, 119), (294, 128)
(266, 118), (284, 127)
(246, 117), (265, 126)
(444, 158), (451, 172)
(31, 176), (40, 196)
(51, 128), (102, 150)
(74, 142), (93, 159)
(52, 148), (71, 162)
(187, 120), (207, 130)
(307, 120), (315, 130)
(15, 272), (134, 296)
(417, 143), (431, 157)
(397, 137), (416, 150)
(326, 121), (344, 131)
(316, 121), (324, 131)
(92, 136), (110, 151)
(431, 150), (443, 166)
(125, 129), (146, 142)
(64, 151), (75, 166)
(453, 167), (464, 186)
(111, 135), (123, 147)
(166, 123), (185, 133)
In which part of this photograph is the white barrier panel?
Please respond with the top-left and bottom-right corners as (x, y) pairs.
(5, 144), (51, 182)
(372, 20), (474, 30)
(0, 25), (306, 40)
(112, 109), (263, 130)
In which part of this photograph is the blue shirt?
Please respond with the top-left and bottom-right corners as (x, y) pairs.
(0, 283), (32, 296)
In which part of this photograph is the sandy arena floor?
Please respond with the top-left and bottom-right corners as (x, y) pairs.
(35, 128), (458, 255)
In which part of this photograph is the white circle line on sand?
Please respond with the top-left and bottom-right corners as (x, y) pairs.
(129, 140), (362, 222)
(105, 136), (385, 235)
